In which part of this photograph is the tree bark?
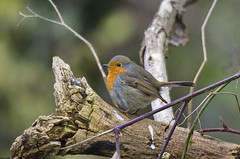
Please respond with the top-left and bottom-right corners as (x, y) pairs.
(10, 57), (240, 159)
(140, 0), (188, 123)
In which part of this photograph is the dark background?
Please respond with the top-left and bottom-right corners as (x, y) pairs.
(0, 0), (239, 158)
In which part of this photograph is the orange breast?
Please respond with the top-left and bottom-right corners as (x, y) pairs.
(106, 62), (127, 92)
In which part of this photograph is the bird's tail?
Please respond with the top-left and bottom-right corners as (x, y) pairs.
(160, 81), (195, 87)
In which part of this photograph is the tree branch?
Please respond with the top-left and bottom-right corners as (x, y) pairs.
(139, 0), (189, 123)
(187, 0), (218, 128)
(197, 128), (240, 135)
(18, 1), (107, 94)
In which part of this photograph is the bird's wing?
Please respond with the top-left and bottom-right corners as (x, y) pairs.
(120, 69), (167, 103)
(126, 78), (158, 96)
(120, 73), (167, 103)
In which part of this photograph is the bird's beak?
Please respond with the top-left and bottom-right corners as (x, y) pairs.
(103, 64), (109, 67)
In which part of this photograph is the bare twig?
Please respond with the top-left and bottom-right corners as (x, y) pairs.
(18, 0), (122, 108)
(60, 129), (114, 150)
(113, 128), (121, 159)
(18, 0), (107, 91)
(219, 116), (227, 128)
(19, 7), (62, 25)
(197, 117), (240, 135)
(158, 101), (189, 159)
(210, 92), (240, 112)
(178, 93), (210, 126)
(49, 0), (64, 23)
(196, 127), (240, 135)
(187, 0), (218, 128)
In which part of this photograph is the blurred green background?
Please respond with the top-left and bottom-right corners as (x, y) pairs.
(0, 0), (239, 158)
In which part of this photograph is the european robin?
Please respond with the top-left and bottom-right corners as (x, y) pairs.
(103, 55), (194, 114)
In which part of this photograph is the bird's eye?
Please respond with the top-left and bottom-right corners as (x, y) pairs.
(116, 63), (122, 67)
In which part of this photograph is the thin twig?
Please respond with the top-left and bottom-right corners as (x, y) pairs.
(18, 2), (107, 89)
(19, 7), (63, 25)
(49, 0), (64, 23)
(187, 0), (218, 128)
(178, 93), (211, 126)
(219, 116), (227, 128)
(59, 128), (114, 150)
(210, 92), (240, 112)
(114, 127), (121, 159)
(18, 1), (121, 108)
(196, 109), (202, 131)
(158, 101), (189, 159)
(196, 128), (240, 135)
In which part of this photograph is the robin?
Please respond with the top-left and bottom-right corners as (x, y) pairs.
(103, 55), (194, 114)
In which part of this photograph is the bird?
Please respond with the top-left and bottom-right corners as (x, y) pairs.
(103, 55), (194, 114)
